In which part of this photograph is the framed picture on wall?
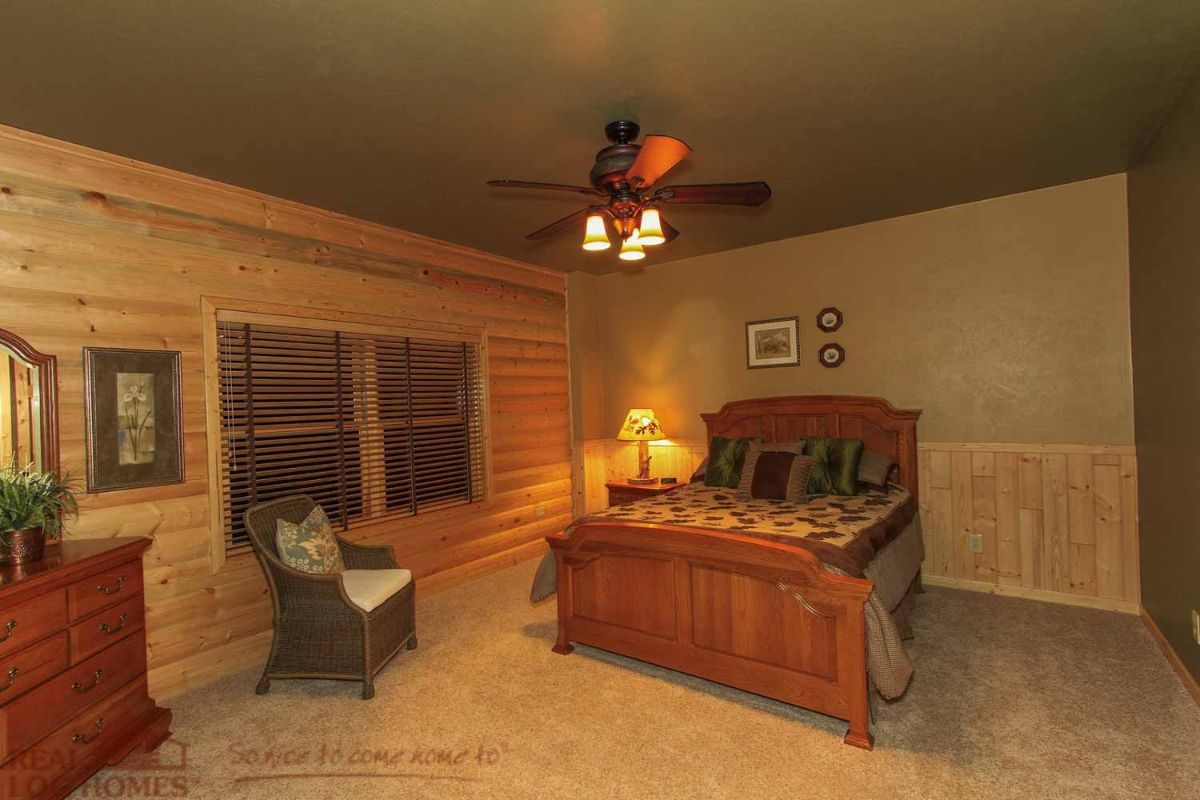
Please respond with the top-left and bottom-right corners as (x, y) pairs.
(745, 316), (801, 369)
(83, 347), (184, 492)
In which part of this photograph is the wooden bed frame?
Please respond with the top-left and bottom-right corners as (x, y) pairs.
(547, 395), (921, 749)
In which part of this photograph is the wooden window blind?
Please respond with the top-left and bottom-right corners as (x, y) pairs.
(216, 316), (485, 556)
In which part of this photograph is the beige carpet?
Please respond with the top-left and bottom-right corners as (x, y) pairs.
(78, 560), (1199, 800)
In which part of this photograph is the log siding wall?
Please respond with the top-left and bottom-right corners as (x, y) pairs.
(0, 126), (569, 698)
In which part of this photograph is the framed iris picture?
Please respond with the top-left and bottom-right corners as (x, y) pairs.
(83, 348), (184, 492)
(745, 316), (801, 369)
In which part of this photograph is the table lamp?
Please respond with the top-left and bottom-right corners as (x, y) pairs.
(617, 408), (665, 485)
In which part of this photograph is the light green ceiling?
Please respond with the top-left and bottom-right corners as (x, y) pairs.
(1, 1), (1198, 274)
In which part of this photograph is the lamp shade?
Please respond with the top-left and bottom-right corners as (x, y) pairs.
(636, 208), (666, 246)
(581, 212), (611, 251)
(618, 229), (645, 261)
(616, 408), (665, 441)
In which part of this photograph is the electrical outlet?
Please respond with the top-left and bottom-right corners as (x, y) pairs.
(968, 532), (984, 554)
(534, 505), (546, 518)
(1193, 609), (1199, 646)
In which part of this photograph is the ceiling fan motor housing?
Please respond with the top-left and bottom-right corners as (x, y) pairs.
(590, 120), (642, 192)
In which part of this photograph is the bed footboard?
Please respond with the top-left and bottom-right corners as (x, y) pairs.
(547, 520), (876, 749)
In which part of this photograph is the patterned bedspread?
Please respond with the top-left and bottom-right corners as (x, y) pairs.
(586, 483), (917, 577)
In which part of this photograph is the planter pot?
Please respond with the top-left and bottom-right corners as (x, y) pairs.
(0, 528), (46, 565)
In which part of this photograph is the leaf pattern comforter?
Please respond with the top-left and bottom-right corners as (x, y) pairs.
(587, 482), (917, 577)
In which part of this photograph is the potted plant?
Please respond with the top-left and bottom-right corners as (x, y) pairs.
(0, 459), (78, 565)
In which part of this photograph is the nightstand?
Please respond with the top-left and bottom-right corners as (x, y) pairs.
(605, 480), (685, 508)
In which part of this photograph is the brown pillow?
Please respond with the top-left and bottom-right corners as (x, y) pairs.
(749, 451), (796, 500)
(858, 449), (896, 491)
(785, 456), (818, 502)
(736, 442), (804, 499)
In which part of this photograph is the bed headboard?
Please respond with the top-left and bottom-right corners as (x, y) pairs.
(700, 395), (923, 496)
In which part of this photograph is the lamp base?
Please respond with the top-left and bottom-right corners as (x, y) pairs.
(626, 477), (658, 486)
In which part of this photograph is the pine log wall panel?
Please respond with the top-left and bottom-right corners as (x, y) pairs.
(577, 439), (1139, 611)
(0, 126), (570, 699)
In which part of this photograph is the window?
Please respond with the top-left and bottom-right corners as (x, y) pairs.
(214, 312), (486, 557)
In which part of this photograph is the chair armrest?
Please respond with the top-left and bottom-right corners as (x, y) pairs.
(265, 564), (364, 619)
(337, 538), (398, 570)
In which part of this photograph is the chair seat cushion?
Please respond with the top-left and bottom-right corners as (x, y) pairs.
(341, 568), (413, 612)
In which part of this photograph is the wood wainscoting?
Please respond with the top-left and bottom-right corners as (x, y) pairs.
(0, 125), (569, 699)
(575, 439), (1140, 612)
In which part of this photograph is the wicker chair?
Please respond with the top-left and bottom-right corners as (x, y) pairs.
(244, 495), (417, 699)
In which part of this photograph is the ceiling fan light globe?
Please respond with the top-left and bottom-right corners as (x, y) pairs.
(636, 208), (666, 246)
(619, 229), (646, 261)
(581, 212), (611, 251)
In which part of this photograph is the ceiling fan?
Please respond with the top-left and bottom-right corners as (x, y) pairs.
(487, 120), (771, 262)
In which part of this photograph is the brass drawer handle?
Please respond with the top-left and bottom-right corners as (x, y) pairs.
(71, 668), (103, 694)
(99, 613), (128, 635)
(0, 667), (18, 692)
(96, 575), (126, 595)
(0, 620), (15, 642)
(72, 718), (104, 745)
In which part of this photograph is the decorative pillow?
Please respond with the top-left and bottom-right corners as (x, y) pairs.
(785, 455), (818, 502)
(747, 452), (796, 500)
(704, 436), (761, 488)
(736, 441), (804, 499)
(275, 505), (345, 575)
(740, 452), (817, 502)
(689, 457), (709, 484)
(858, 449), (896, 491)
(804, 436), (866, 496)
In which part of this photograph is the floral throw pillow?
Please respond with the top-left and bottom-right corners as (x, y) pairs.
(275, 505), (345, 575)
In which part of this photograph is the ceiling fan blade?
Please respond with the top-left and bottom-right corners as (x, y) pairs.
(526, 207), (591, 240)
(661, 215), (680, 242)
(656, 181), (772, 206)
(625, 135), (692, 189)
(488, 180), (605, 197)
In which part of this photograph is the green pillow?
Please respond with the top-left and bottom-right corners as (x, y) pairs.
(804, 437), (865, 496)
(704, 436), (760, 488)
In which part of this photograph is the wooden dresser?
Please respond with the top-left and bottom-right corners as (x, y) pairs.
(0, 538), (171, 800)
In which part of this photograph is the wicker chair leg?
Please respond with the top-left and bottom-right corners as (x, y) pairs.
(406, 634), (418, 650)
(362, 679), (375, 700)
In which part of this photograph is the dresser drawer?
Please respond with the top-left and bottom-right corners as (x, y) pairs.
(70, 594), (144, 664)
(0, 678), (150, 800)
(0, 591), (67, 661)
(67, 559), (143, 621)
(0, 634), (69, 708)
(0, 631), (146, 763)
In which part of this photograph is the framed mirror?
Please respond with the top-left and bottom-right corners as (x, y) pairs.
(0, 329), (59, 473)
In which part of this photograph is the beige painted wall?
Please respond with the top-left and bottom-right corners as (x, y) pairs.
(1128, 71), (1200, 680)
(570, 174), (1134, 445)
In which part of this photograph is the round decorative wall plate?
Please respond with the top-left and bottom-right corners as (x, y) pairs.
(819, 343), (845, 368)
(816, 307), (843, 332)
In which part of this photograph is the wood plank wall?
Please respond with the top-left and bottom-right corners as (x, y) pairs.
(577, 439), (1139, 611)
(0, 126), (570, 698)
(917, 443), (1139, 609)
